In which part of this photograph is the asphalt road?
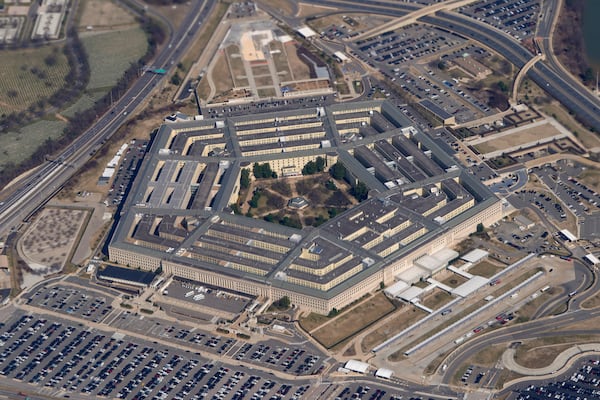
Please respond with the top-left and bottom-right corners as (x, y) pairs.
(0, 0), (214, 238)
(303, 0), (600, 132)
(440, 308), (600, 385)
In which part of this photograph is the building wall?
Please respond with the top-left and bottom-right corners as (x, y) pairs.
(108, 199), (502, 315)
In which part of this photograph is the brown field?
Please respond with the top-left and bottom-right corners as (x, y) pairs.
(251, 65), (271, 76)
(257, 88), (276, 97)
(421, 289), (453, 310)
(20, 207), (89, 273)
(474, 123), (563, 154)
(579, 168), (600, 192)
(225, 45), (247, 87)
(582, 290), (600, 309)
(254, 75), (274, 87)
(468, 260), (504, 278)
(257, 0), (296, 16)
(299, 312), (330, 332)
(440, 273), (468, 288)
(212, 52), (234, 95)
(284, 43), (312, 81)
(360, 306), (427, 352)
(514, 335), (600, 368)
(78, 0), (137, 29)
(270, 41), (293, 78)
(312, 292), (396, 348)
(288, 79), (331, 91)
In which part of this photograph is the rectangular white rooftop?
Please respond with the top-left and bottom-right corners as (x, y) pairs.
(396, 265), (429, 284)
(398, 286), (424, 302)
(344, 360), (369, 374)
(375, 368), (394, 379)
(384, 280), (409, 298)
(560, 229), (577, 241)
(585, 254), (600, 265)
(451, 276), (489, 298)
(461, 249), (489, 263)
(296, 26), (317, 38)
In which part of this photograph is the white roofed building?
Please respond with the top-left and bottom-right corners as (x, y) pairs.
(344, 360), (369, 374)
(461, 249), (489, 264)
(584, 254), (600, 265)
(375, 368), (394, 379)
(296, 26), (317, 38)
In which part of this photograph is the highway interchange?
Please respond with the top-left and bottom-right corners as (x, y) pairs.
(1, 0), (600, 399)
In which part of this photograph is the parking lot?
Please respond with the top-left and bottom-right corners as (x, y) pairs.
(459, 0), (541, 40)
(510, 359), (600, 400)
(0, 310), (323, 400)
(25, 284), (115, 324)
(0, 308), (420, 400)
(355, 24), (467, 66)
(108, 140), (149, 207)
(512, 189), (567, 224)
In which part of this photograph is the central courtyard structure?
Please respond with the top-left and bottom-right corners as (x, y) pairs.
(109, 100), (502, 314)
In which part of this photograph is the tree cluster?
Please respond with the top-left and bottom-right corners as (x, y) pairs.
(0, 14), (166, 189)
(350, 181), (369, 202)
(253, 162), (276, 179)
(239, 169), (250, 189)
(329, 162), (346, 180)
(301, 156), (325, 175)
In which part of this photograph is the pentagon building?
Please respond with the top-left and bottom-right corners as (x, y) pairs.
(109, 100), (502, 314)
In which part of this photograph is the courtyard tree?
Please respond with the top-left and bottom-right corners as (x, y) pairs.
(329, 162), (346, 180)
(240, 168), (250, 189)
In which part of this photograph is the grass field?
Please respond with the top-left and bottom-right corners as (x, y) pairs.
(474, 123), (563, 154)
(80, 27), (148, 91)
(78, 0), (137, 29)
(311, 292), (396, 348)
(0, 119), (67, 168)
(360, 306), (427, 352)
(0, 45), (70, 114)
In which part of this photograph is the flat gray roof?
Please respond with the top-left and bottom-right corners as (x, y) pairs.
(109, 99), (499, 300)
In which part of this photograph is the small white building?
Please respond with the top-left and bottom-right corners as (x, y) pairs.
(559, 229), (577, 242)
(344, 360), (369, 374)
(333, 51), (349, 62)
(375, 368), (394, 379)
(461, 249), (489, 264)
(584, 254), (600, 265)
(296, 26), (317, 39)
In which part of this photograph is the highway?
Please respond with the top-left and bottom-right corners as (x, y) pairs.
(303, 0), (600, 132)
(0, 0), (214, 238)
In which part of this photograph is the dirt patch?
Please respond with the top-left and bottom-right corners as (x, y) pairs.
(299, 312), (330, 332)
(213, 52), (235, 95)
(311, 292), (396, 349)
(468, 260), (504, 278)
(19, 207), (89, 274)
(474, 123), (564, 154)
(284, 43), (311, 81)
(421, 288), (452, 310)
(440, 274), (469, 288)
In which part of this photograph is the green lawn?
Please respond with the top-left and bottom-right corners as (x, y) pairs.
(80, 27), (148, 91)
(0, 45), (70, 114)
(0, 120), (67, 168)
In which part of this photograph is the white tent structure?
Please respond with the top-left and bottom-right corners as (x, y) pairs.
(375, 368), (394, 379)
(344, 360), (369, 374)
